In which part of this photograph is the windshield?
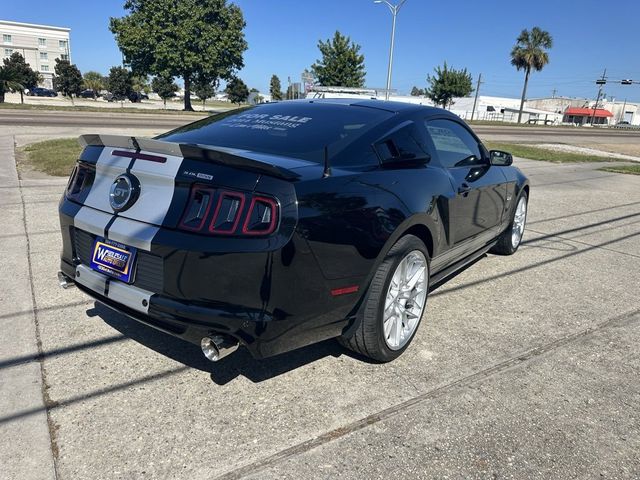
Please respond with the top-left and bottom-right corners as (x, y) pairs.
(157, 102), (394, 163)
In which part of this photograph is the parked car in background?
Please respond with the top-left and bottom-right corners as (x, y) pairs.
(128, 92), (148, 103)
(78, 89), (100, 99)
(27, 87), (57, 97)
(58, 100), (529, 364)
(103, 92), (127, 102)
(103, 92), (148, 103)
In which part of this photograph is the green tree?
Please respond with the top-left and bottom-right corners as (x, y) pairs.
(193, 76), (218, 109)
(270, 74), (282, 101)
(82, 71), (105, 99)
(0, 65), (24, 103)
(3, 52), (41, 103)
(426, 62), (473, 109)
(511, 27), (553, 123)
(53, 59), (83, 102)
(106, 66), (133, 99)
(151, 75), (178, 108)
(410, 86), (424, 96)
(225, 77), (249, 105)
(110, 0), (247, 111)
(311, 31), (366, 87)
(132, 74), (151, 94)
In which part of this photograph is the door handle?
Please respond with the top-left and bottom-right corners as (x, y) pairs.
(458, 183), (471, 195)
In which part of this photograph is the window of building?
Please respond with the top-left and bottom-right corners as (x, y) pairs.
(60, 54), (69, 61)
(59, 40), (68, 49)
(41, 65), (49, 72)
(3, 34), (11, 44)
(4, 48), (13, 58)
(425, 119), (483, 168)
(38, 37), (47, 47)
(40, 52), (48, 60)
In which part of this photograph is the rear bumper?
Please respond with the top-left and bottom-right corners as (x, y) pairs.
(59, 202), (364, 359)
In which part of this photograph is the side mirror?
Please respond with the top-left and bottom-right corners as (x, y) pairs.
(489, 150), (513, 166)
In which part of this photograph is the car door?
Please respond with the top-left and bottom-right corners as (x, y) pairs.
(424, 117), (507, 249)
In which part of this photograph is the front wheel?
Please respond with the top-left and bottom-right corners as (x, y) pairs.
(340, 234), (430, 362)
(491, 191), (528, 255)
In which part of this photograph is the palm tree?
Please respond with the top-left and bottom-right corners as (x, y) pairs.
(0, 66), (24, 103)
(82, 71), (105, 100)
(511, 27), (553, 123)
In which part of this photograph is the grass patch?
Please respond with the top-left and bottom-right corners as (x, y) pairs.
(599, 164), (640, 175)
(0, 102), (233, 115)
(20, 138), (81, 177)
(485, 142), (614, 163)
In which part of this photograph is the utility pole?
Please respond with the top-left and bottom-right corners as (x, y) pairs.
(374, 0), (407, 101)
(619, 98), (627, 123)
(590, 68), (607, 126)
(470, 73), (482, 122)
(551, 88), (557, 98)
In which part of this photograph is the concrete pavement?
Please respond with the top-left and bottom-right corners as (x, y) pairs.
(0, 135), (57, 480)
(1, 133), (639, 478)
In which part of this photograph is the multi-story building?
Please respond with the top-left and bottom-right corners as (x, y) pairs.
(1, 20), (71, 90)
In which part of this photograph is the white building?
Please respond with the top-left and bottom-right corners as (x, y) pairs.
(1, 20), (71, 89)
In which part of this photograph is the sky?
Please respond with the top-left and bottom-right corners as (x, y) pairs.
(4, 0), (640, 102)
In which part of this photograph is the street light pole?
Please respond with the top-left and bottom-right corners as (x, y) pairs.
(375, 0), (406, 101)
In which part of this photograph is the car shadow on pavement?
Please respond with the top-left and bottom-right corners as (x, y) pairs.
(90, 302), (347, 385)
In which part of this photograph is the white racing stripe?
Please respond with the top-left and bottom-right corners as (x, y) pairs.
(107, 217), (159, 251)
(75, 264), (107, 294)
(72, 141), (185, 252)
(125, 151), (183, 225)
(82, 148), (132, 213)
(107, 279), (152, 314)
(75, 264), (152, 315)
(73, 206), (113, 238)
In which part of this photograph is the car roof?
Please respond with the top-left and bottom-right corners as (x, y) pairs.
(287, 98), (446, 116)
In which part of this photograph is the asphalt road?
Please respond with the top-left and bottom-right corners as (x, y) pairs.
(1, 131), (639, 479)
(0, 109), (207, 129)
(3, 108), (640, 145)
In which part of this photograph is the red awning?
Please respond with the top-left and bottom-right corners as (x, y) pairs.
(564, 107), (613, 118)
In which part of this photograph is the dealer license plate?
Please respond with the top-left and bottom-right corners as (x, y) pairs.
(90, 238), (137, 283)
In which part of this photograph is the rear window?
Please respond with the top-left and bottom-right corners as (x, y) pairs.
(157, 102), (393, 164)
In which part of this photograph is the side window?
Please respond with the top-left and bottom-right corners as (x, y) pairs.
(425, 119), (483, 168)
(375, 124), (429, 163)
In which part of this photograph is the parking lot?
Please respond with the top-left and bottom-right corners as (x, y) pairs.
(1, 132), (639, 479)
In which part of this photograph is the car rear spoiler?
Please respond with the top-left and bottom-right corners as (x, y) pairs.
(78, 134), (300, 181)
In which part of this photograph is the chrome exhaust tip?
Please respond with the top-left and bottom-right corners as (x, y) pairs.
(57, 271), (75, 289)
(201, 335), (239, 362)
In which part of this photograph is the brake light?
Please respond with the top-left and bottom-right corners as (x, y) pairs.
(112, 150), (167, 163)
(178, 187), (278, 237)
(179, 187), (214, 231)
(242, 196), (278, 235)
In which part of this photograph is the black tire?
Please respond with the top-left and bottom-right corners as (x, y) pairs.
(339, 234), (430, 362)
(491, 190), (528, 255)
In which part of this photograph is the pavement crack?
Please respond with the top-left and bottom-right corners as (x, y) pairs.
(214, 307), (640, 480)
(527, 227), (640, 259)
(15, 134), (61, 480)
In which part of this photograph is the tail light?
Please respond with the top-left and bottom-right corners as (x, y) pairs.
(178, 186), (279, 237)
(209, 192), (245, 234)
(242, 197), (278, 235)
(179, 187), (214, 231)
(65, 162), (95, 201)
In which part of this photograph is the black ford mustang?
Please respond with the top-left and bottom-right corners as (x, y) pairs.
(58, 99), (529, 363)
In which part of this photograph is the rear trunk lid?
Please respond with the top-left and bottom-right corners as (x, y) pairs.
(72, 134), (305, 230)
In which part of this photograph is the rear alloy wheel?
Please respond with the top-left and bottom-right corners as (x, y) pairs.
(340, 235), (429, 362)
(491, 191), (528, 255)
